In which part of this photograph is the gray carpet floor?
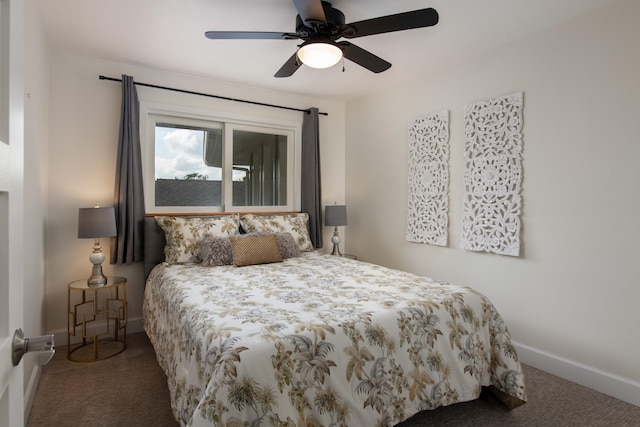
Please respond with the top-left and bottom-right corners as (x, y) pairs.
(27, 332), (640, 427)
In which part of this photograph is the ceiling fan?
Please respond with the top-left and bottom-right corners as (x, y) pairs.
(205, 0), (439, 78)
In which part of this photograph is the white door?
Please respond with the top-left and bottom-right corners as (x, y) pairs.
(0, 0), (25, 425)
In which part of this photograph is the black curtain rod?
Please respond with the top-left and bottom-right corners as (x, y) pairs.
(99, 75), (328, 116)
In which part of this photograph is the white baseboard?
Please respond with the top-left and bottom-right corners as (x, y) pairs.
(24, 363), (42, 420)
(514, 341), (640, 407)
(127, 317), (145, 334)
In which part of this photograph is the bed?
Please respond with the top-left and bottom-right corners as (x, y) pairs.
(142, 214), (526, 426)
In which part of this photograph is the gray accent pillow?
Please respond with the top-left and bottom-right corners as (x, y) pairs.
(198, 236), (233, 266)
(274, 232), (300, 259)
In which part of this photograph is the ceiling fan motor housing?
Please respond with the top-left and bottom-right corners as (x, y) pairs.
(295, 1), (345, 39)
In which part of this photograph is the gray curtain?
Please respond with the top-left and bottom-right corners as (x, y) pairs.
(301, 107), (323, 248)
(111, 75), (145, 264)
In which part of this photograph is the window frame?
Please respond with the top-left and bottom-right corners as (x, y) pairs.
(140, 102), (302, 214)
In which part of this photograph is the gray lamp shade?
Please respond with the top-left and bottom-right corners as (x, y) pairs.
(325, 205), (347, 227)
(78, 206), (117, 238)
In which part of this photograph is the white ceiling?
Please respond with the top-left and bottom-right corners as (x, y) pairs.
(34, 0), (613, 101)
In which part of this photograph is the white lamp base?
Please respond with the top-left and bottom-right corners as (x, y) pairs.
(330, 226), (342, 256)
(87, 240), (107, 287)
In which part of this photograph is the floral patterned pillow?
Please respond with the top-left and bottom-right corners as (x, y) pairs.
(240, 213), (314, 252)
(155, 216), (239, 264)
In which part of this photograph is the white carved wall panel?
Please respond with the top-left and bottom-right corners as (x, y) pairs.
(461, 92), (524, 256)
(407, 110), (449, 246)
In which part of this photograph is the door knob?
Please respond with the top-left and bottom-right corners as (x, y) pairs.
(12, 328), (55, 366)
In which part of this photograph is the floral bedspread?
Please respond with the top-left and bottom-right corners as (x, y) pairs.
(143, 252), (526, 426)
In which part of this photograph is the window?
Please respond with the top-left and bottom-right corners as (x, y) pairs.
(142, 103), (301, 214)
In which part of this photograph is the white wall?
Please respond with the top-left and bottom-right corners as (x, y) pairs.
(23, 0), (49, 415)
(346, 0), (639, 403)
(45, 52), (346, 337)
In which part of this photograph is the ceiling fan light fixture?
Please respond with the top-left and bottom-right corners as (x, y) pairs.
(297, 41), (343, 69)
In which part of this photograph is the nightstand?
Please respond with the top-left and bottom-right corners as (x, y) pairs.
(67, 276), (128, 362)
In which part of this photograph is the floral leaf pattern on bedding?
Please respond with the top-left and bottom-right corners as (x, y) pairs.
(143, 252), (526, 427)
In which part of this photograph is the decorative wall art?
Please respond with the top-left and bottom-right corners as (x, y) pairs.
(461, 92), (524, 256)
(406, 110), (450, 246)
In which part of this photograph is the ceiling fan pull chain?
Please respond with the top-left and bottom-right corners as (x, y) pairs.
(342, 56), (345, 72)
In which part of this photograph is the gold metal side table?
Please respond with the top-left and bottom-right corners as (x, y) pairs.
(67, 276), (127, 362)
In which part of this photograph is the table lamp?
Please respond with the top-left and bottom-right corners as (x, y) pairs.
(78, 203), (117, 287)
(325, 204), (347, 256)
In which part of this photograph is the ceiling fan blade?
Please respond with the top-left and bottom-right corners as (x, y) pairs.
(342, 8), (439, 39)
(205, 31), (299, 40)
(338, 41), (391, 73)
(292, 0), (327, 26)
(275, 53), (302, 78)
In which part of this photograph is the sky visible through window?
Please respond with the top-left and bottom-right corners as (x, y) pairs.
(155, 127), (220, 180)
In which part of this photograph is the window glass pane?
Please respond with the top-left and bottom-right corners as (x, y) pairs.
(154, 123), (223, 206)
(232, 130), (287, 207)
